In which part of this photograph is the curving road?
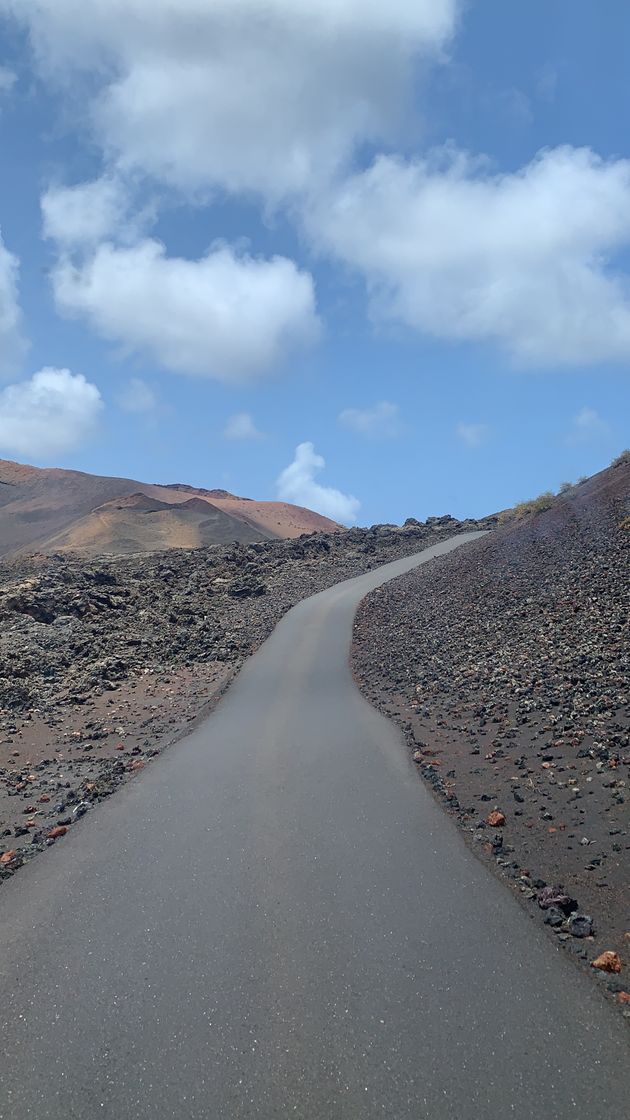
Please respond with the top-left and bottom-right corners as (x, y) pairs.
(1, 533), (629, 1119)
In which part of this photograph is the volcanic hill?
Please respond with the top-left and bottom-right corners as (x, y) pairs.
(0, 459), (342, 558)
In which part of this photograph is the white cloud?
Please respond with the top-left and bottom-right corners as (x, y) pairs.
(565, 407), (610, 445)
(7, 0), (457, 200)
(51, 239), (320, 381)
(223, 412), (265, 441)
(338, 400), (400, 438)
(117, 377), (157, 413)
(42, 177), (135, 247)
(307, 146), (630, 367)
(276, 441), (360, 524)
(0, 66), (17, 94)
(456, 422), (487, 448)
(0, 230), (25, 374)
(0, 367), (103, 457)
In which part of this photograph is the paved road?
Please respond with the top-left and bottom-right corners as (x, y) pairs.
(1, 533), (628, 1119)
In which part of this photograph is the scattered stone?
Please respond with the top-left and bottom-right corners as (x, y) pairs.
(47, 826), (68, 840)
(537, 886), (578, 915)
(486, 810), (506, 827)
(567, 914), (594, 939)
(543, 907), (565, 928)
(591, 952), (622, 974)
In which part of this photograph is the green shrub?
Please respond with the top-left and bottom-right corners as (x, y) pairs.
(611, 449), (630, 467)
(510, 491), (555, 519)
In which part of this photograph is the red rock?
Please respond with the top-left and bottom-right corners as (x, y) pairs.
(617, 992), (630, 1004)
(0, 850), (17, 865)
(591, 951), (622, 974)
(47, 826), (68, 840)
(38, 795), (50, 803)
(486, 810), (506, 827)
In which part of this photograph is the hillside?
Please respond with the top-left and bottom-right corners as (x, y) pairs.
(352, 456), (630, 999)
(0, 459), (342, 557)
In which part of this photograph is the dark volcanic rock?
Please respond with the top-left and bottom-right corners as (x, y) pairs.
(0, 519), (491, 721)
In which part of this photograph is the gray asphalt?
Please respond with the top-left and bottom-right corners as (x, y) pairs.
(1, 533), (628, 1119)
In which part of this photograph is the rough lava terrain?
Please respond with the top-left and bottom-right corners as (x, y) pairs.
(0, 516), (490, 884)
(352, 459), (630, 1011)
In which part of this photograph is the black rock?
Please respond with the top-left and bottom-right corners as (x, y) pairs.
(544, 907), (565, 928)
(567, 913), (594, 938)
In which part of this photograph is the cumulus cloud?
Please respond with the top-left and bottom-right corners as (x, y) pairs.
(0, 367), (103, 457)
(0, 231), (26, 374)
(7, 0), (457, 200)
(276, 441), (360, 524)
(308, 146), (630, 367)
(565, 407), (610, 445)
(51, 240), (320, 381)
(338, 400), (399, 438)
(117, 377), (157, 413)
(223, 412), (265, 440)
(42, 177), (135, 247)
(456, 422), (487, 448)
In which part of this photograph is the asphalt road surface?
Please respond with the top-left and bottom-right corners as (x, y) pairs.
(1, 533), (629, 1119)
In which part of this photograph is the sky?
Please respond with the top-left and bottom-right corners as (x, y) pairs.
(0, 1), (628, 526)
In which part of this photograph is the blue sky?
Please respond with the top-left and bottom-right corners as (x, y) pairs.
(0, 1), (628, 525)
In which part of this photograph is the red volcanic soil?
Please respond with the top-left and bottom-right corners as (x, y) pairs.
(206, 495), (343, 539)
(0, 459), (341, 557)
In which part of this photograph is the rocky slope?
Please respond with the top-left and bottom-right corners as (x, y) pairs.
(352, 459), (630, 1007)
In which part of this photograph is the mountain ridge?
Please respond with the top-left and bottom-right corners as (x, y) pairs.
(0, 458), (342, 558)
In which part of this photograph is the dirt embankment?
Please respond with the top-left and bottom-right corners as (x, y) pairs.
(352, 462), (630, 1010)
(0, 517), (487, 883)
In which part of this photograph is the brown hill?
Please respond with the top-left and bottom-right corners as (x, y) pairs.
(0, 459), (342, 558)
